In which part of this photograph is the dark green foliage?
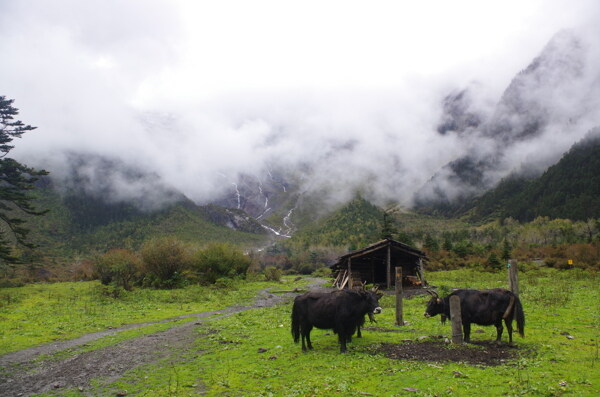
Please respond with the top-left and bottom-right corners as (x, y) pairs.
(501, 239), (512, 262)
(423, 233), (440, 252)
(380, 211), (398, 240)
(191, 242), (251, 284)
(140, 237), (190, 288)
(487, 252), (501, 270)
(452, 240), (473, 258)
(442, 235), (453, 251)
(0, 96), (48, 263)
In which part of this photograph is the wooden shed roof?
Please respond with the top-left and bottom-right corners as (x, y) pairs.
(332, 238), (427, 269)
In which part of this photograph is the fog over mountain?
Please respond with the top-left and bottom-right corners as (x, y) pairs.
(2, 1), (599, 214)
(417, 29), (600, 207)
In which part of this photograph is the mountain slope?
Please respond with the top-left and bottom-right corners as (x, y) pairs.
(416, 30), (599, 211)
(462, 128), (600, 222)
(288, 196), (384, 249)
(24, 184), (269, 260)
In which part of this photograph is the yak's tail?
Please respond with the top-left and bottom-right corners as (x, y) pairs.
(291, 301), (301, 343)
(514, 295), (525, 337)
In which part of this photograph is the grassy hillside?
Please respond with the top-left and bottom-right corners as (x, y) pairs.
(288, 196), (384, 250)
(22, 186), (269, 262)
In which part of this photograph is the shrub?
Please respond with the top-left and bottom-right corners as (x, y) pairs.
(191, 243), (251, 284)
(141, 237), (190, 288)
(264, 266), (282, 282)
(95, 249), (142, 290)
(311, 267), (333, 278)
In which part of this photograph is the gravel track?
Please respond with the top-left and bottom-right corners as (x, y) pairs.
(0, 278), (328, 397)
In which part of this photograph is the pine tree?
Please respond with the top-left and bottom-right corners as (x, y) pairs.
(0, 96), (48, 263)
(501, 239), (512, 262)
(380, 211), (397, 240)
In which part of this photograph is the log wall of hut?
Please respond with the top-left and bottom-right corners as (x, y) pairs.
(332, 239), (427, 289)
(346, 252), (418, 286)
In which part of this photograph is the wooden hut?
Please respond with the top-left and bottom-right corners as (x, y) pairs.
(331, 238), (427, 289)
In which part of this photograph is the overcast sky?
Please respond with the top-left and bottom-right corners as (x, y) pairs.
(1, 0), (599, 207)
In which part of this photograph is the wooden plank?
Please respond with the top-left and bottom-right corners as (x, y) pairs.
(395, 267), (404, 326)
(450, 295), (463, 344)
(340, 273), (349, 289)
(348, 258), (353, 289)
(387, 245), (391, 290)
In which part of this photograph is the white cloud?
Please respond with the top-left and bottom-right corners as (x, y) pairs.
(1, 0), (599, 208)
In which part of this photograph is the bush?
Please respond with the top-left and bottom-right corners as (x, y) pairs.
(311, 267), (333, 278)
(263, 266), (282, 282)
(141, 237), (190, 288)
(191, 243), (251, 284)
(95, 249), (141, 290)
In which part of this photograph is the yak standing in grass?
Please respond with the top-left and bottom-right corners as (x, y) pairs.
(291, 289), (382, 353)
(424, 288), (525, 344)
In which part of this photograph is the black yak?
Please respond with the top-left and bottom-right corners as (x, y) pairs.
(425, 288), (525, 344)
(291, 289), (382, 353)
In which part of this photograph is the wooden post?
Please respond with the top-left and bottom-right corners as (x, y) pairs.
(395, 266), (404, 326)
(508, 259), (519, 296)
(386, 245), (391, 290)
(348, 258), (353, 289)
(449, 295), (463, 344)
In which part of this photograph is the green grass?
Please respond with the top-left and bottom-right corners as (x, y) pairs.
(6, 269), (600, 396)
(0, 276), (308, 355)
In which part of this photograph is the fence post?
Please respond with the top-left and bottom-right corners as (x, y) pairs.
(508, 259), (519, 296)
(395, 266), (404, 326)
(449, 295), (463, 344)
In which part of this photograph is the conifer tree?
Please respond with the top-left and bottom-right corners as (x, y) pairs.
(0, 96), (48, 263)
(380, 209), (398, 240)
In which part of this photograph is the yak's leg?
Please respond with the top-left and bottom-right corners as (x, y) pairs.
(301, 324), (313, 351)
(300, 333), (307, 352)
(463, 322), (471, 343)
(495, 320), (504, 344)
(305, 325), (313, 350)
(504, 318), (513, 344)
(357, 325), (362, 338)
(338, 333), (348, 353)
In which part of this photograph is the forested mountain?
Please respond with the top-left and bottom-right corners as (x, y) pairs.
(461, 128), (600, 222)
(23, 182), (269, 262)
(286, 196), (385, 250)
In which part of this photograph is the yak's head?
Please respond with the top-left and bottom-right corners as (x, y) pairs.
(358, 285), (383, 321)
(424, 289), (445, 322)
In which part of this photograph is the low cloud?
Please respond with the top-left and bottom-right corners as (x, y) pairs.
(2, 1), (599, 210)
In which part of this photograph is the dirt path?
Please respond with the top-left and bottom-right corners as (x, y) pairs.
(0, 278), (329, 397)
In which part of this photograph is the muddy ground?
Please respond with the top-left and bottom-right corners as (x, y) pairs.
(0, 282), (521, 396)
(376, 340), (520, 366)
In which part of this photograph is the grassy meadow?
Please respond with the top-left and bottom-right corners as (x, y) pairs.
(1, 268), (599, 396)
(0, 277), (307, 355)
